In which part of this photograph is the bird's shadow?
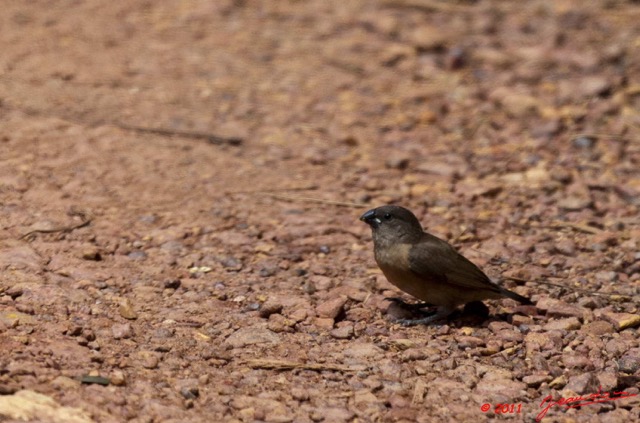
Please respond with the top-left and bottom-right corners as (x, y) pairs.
(385, 298), (517, 328)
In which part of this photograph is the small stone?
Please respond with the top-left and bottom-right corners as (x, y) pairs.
(179, 386), (200, 400)
(456, 336), (485, 348)
(573, 136), (596, 149)
(343, 343), (384, 359)
(287, 308), (308, 323)
(259, 265), (278, 277)
(581, 320), (615, 335)
(543, 317), (582, 331)
(164, 279), (181, 289)
(475, 378), (527, 403)
(259, 301), (283, 318)
(110, 370), (126, 386)
(290, 388), (309, 401)
(318, 408), (355, 422)
(554, 239), (576, 256)
(618, 348), (640, 374)
(111, 323), (133, 339)
(330, 325), (354, 339)
(566, 373), (599, 395)
(316, 296), (347, 320)
(536, 298), (585, 320)
(137, 351), (160, 369)
(309, 275), (333, 291)
(601, 312), (640, 331)
(579, 76), (611, 97)
(522, 374), (552, 388)
(81, 247), (102, 261)
(220, 257), (242, 269)
(388, 339), (416, 350)
(549, 375), (567, 388)
(597, 372), (618, 391)
(495, 329), (524, 343)
(562, 353), (594, 369)
(313, 317), (335, 329)
(578, 297), (599, 309)
(511, 315), (534, 326)
(118, 299), (138, 320)
(557, 195), (592, 211)
(225, 326), (281, 348)
(385, 155), (410, 170)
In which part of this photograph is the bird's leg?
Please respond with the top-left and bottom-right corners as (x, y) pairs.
(385, 297), (434, 311)
(394, 306), (455, 326)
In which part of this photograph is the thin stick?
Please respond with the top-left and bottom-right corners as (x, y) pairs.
(503, 276), (628, 298)
(381, 0), (475, 13)
(259, 193), (366, 208)
(548, 221), (602, 235)
(226, 185), (319, 195)
(20, 213), (92, 240)
(244, 359), (354, 372)
(116, 123), (243, 146)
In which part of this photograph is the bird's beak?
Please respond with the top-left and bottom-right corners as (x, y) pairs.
(360, 209), (381, 227)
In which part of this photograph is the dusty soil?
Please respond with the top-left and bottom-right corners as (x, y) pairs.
(1, 1), (640, 422)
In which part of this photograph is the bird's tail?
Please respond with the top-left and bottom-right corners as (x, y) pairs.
(500, 287), (533, 305)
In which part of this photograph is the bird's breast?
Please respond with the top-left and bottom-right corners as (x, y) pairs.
(374, 242), (454, 306)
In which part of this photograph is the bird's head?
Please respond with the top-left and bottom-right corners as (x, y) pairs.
(360, 205), (423, 243)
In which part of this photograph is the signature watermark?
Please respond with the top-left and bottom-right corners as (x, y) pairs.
(536, 386), (638, 421)
(479, 386), (638, 420)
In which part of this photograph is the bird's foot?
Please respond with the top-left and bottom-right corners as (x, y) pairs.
(393, 307), (454, 326)
(385, 297), (434, 311)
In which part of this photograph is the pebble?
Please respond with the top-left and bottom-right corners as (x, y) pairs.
(385, 155), (410, 170)
(618, 348), (640, 374)
(549, 375), (567, 389)
(456, 336), (485, 349)
(601, 312), (640, 331)
(313, 317), (335, 329)
(581, 320), (615, 335)
(475, 378), (527, 403)
(522, 374), (552, 388)
(554, 239), (576, 256)
(118, 299), (138, 320)
(572, 136), (596, 149)
(562, 353), (594, 369)
(566, 372), (599, 394)
(259, 300), (284, 318)
(543, 317), (582, 331)
(536, 298), (585, 320)
(112, 323), (133, 339)
(315, 296), (347, 320)
(220, 257), (242, 270)
(225, 326), (281, 348)
(81, 247), (102, 261)
(309, 275), (333, 291)
(330, 324), (354, 339)
(110, 370), (126, 386)
(557, 195), (592, 211)
(137, 351), (160, 369)
(343, 343), (383, 359)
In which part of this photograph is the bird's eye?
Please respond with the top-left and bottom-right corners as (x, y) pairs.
(383, 213), (392, 220)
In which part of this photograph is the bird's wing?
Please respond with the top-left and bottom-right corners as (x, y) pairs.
(408, 234), (502, 293)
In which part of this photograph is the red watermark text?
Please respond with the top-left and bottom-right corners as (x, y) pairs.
(536, 386), (638, 421)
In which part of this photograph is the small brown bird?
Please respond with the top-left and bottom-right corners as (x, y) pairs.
(360, 205), (532, 325)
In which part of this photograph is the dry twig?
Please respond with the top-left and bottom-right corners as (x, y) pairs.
(548, 220), (602, 234)
(244, 359), (355, 373)
(257, 193), (366, 208)
(116, 123), (243, 146)
(20, 211), (92, 240)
